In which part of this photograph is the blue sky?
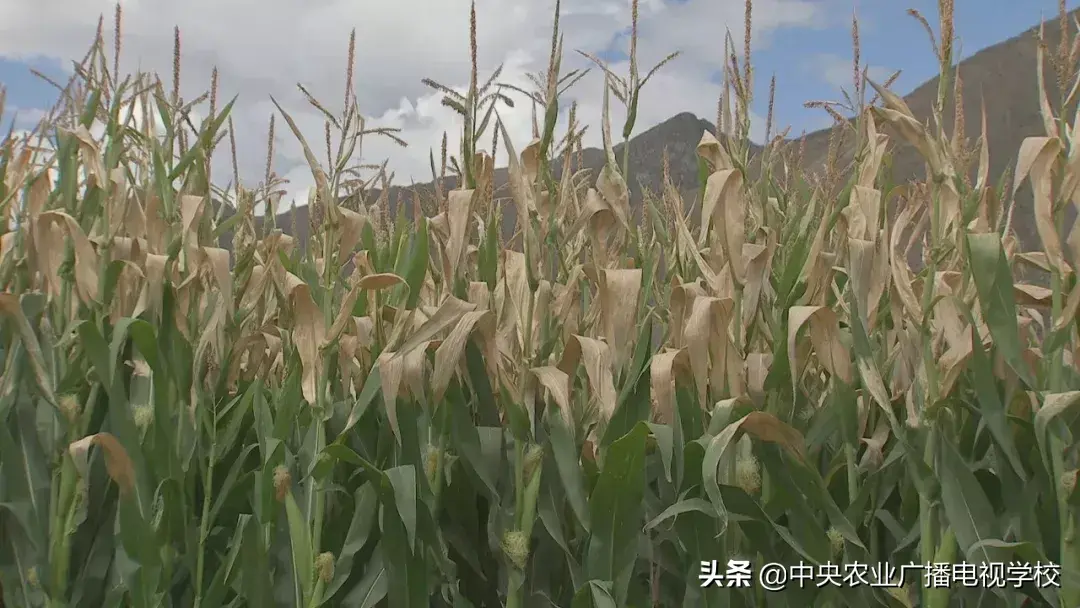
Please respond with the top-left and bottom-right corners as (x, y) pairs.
(0, 0), (1077, 192)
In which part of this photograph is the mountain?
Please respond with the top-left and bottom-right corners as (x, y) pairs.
(233, 9), (1075, 255)
(795, 7), (1077, 250)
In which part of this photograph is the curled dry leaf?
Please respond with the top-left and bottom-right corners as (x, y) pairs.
(565, 335), (617, 423)
(0, 231), (15, 262)
(402, 342), (430, 407)
(282, 272), (326, 405)
(803, 252), (837, 307)
(856, 115), (888, 189)
(432, 309), (493, 402)
(711, 299), (743, 398)
(531, 366), (574, 428)
(501, 124), (537, 237)
(335, 206), (367, 264)
(682, 296), (717, 404)
(108, 260), (146, 322)
(788, 306), (854, 394)
(682, 296), (741, 403)
(101, 167), (129, 239)
(668, 280), (705, 349)
(352, 251), (375, 277)
(65, 125), (106, 185)
(867, 79), (948, 176)
(1014, 283), (1053, 307)
(650, 348), (690, 424)
(26, 169), (51, 220)
(847, 239), (876, 327)
(700, 169), (746, 285)
(737, 411), (808, 461)
(200, 247), (232, 305)
(0, 292), (56, 406)
(225, 331), (268, 392)
(179, 195), (207, 263)
(357, 272), (405, 291)
(859, 420), (891, 471)
(521, 139), (541, 187)
(68, 433), (135, 497)
(325, 285), (363, 346)
(598, 268), (641, 370)
(845, 186), (881, 242)
(740, 241), (774, 337)
(696, 130), (734, 172)
(889, 206), (923, 323)
(745, 352), (772, 401)
(35, 211), (100, 304)
(446, 189), (474, 283)
(143, 192), (169, 253)
(567, 188), (617, 266)
(1015, 137), (1068, 274)
(142, 254), (169, 319)
(673, 212), (721, 293)
(393, 295), (476, 360)
(1055, 282), (1080, 331)
(467, 281), (490, 310)
(338, 335), (362, 396)
(502, 250), (532, 352)
(1034, 39), (1060, 140)
(377, 349), (405, 442)
(596, 164), (631, 234)
(938, 326), (974, 397)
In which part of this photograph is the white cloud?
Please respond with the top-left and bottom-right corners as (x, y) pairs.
(0, 0), (821, 208)
(5, 106), (47, 129)
(812, 52), (892, 93)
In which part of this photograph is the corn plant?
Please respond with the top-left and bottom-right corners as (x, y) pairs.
(2, 0), (1080, 607)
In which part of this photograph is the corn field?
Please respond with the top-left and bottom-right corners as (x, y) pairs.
(2, 0), (1080, 606)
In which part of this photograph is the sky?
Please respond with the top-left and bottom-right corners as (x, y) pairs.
(0, 0), (1077, 209)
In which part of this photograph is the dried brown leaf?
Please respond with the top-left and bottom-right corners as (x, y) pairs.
(788, 306), (853, 392)
(68, 433), (135, 497)
(282, 272), (326, 405)
(531, 365), (574, 428)
(598, 268), (641, 369)
(650, 348), (690, 424)
(571, 335), (617, 423)
(1015, 137), (1068, 273)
